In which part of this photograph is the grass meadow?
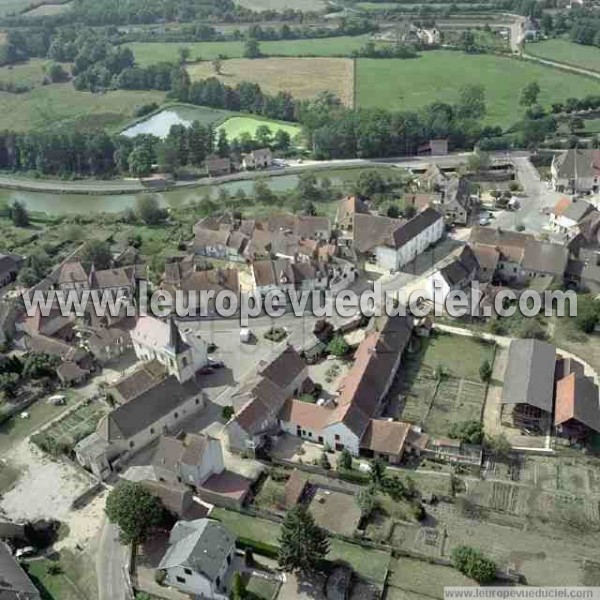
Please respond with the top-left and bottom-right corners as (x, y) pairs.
(526, 38), (600, 73)
(218, 115), (302, 140)
(356, 52), (600, 126)
(187, 56), (355, 105)
(129, 36), (371, 65)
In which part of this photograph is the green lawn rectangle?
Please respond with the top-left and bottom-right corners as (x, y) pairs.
(218, 116), (301, 141)
(421, 334), (495, 381)
(526, 38), (600, 73)
(355, 52), (600, 127)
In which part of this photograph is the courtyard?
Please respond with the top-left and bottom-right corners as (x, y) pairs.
(308, 486), (362, 537)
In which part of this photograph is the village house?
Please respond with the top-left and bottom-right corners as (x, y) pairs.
(84, 326), (132, 364)
(425, 245), (480, 307)
(157, 519), (237, 599)
(417, 138), (448, 156)
(131, 316), (208, 383)
(242, 147), (272, 170)
(335, 195), (369, 232)
(555, 371), (600, 440)
(551, 148), (600, 193)
(54, 260), (89, 293)
(206, 155), (232, 178)
(88, 264), (138, 299)
(417, 163), (448, 192)
(75, 367), (205, 479)
(360, 419), (429, 464)
(469, 227), (569, 286)
(141, 480), (208, 520)
(0, 252), (23, 287)
(193, 227), (247, 262)
(152, 432), (225, 488)
(226, 346), (310, 454)
(279, 315), (414, 456)
(435, 176), (476, 225)
(251, 258), (329, 296)
(294, 215), (331, 241)
(501, 339), (556, 430)
(549, 197), (596, 238)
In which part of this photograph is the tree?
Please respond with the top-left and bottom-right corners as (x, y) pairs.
(211, 58), (222, 75)
(519, 81), (541, 107)
(356, 485), (378, 518)
(156, 138), (180, 177)
(479, 359), (492, 382)
(370, 457), (387, 486)
(128, 142), (154, 178)
(81, 240), (112, 270)
(460, 30), (477, 53)
(386, 204), (400, 219)
(278, 506), (329, 573)
(327, 335), (349, 357)
(467, 152), (490, 173)
(457, 84), (486, 120)
(0, 372), (19, 398)
(274, 129), (291, 151)
(10, 200), (30, 227)
(451, 546), (497, 583)
(486, 433), (512, 461)
(105, 481), (166, 544)
(319, 452), (331, 471)
(243, 38), (261, 59)
(178, 46), (190, 64)
(222, 405), (234, 420)
(47, 62), (68, 83)
(216, 128), (229, 157)
(337, 448), (353, 471)
(22, 352), (59, 380)
(382, 475), (406, 501)
(136, 195), (166, 225)
(255, 124), (272, 148)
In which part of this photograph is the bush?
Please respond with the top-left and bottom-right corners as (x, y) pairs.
(221, 406), (234, 420)
(451, 546), (497, 583)
(320, 452), (331, 471)
(327, 335), (349, 357)
(449, 421), (484, 445)
(336, 449), (353, 471)
(236, 537), (279, 559)
(479, 359), (492, 383)
(264, 327), (287, 342)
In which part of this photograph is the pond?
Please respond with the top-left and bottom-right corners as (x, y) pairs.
(120, 105), (232, 139)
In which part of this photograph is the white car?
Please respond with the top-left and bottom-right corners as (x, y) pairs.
(48, 394), (66, 406)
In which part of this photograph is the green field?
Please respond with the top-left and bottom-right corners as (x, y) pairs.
(129, 35), (371, 65)
(356, 52), (600, 127)
(218, 116), (302, 140)
(526, 38), (600, 73)
(0, 59), (50, 87)
(0, 84), (166, 132)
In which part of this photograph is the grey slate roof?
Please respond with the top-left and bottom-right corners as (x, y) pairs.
(501, 339), (556, 412)
(521, 240), (569, 276)
(439, 245), (479, 287)
(159, 519), (235, 581)
(561, 199), (595, 224)
(99, 376), (201, 441)
(390, 207), (443, 248)
(0, 542), (41, 599)
(553, 149), (600, 181)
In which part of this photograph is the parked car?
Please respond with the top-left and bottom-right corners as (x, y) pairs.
(48, 394), (66, 406)
(15, 546), (35, 558)
(240, 328), (252, 343)
(208, 359), (225, 369)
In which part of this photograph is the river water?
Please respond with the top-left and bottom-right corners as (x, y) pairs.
(0, 174), (304, 215)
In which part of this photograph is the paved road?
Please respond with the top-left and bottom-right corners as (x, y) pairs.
(97, 520), (132, 600)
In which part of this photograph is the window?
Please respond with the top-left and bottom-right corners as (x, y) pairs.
(216, 576), (221, 587)
(335, 434), (340, 441)
(182, 356), (188, 368)
(184, 568), (192, 575)
(150, 428), (155, 435)
(227, 554), (232, 565)
(195, 398), (200, 405)
(176, 576), (186, 584)
(174, 412), (178, 419)
(129, 441), (134, 448)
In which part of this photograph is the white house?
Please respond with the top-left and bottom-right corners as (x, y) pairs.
(152, 433), (225, 489)
(549, 197), (595, 238)
(424, 245), (479, 307)
(279, 315), (414, 456)
(158, 519), (236, 599)
(375, 207), (445, 271)
(131, 316), (207, 383)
